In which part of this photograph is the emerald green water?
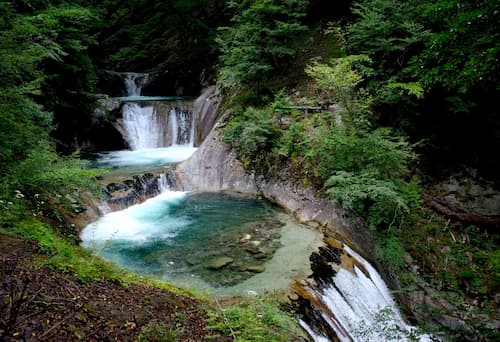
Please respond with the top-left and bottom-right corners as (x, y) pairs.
(82, 192), (301, 290)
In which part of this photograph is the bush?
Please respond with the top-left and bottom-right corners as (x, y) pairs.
(224, 106), (281, 162)
(2, 149), (100, 198)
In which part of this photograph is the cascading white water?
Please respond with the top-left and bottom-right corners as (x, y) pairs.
(120, 73), (166, 150)
(96, 73), (197, 167)
(123, 72), (150, 96)
(169, 108), (194, 146)
(118, 73), (196, 151)
(300, 244), (431, 342)
(157, 173), (170, 193)
(122, 103), (164, 150)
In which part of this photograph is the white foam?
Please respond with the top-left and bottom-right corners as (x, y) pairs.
(81, 191), (188, 246)
(299, 320), (330, 342)
(95, 146), (197, 167)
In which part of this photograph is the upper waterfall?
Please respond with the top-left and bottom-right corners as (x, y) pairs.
(115, 73), (196, 151)
(122, 72), (151, 96)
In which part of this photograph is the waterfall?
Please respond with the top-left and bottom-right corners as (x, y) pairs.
(170, 108), (194, 146)
(122, 72), (150, 96)
(298, 243), (431, 342)
(122, 103), (165, 150)
(157, 173), (171, 193)
(116, 73), (196, 151)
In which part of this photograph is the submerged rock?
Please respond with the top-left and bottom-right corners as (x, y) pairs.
(208, 257), (234, 270)
(253, 253), (268, 260)
(242, 265), (266, 273)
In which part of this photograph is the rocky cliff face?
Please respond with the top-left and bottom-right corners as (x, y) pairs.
(193, 86), (222, 146)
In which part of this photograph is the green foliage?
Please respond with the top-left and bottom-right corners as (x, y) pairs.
(305, 55), (373, 126)
(98, 0), (226, 87)
(376, 234), (407, 272)
(348, 0), (500, 173)
(217, 0), (307, 87)
(224, 58), (418, 232)
(412, 0), (499, 93)
(1, 149), (100, 199)
(224, 106), (280, 161)
(489, 250), (500, 287)
(348, 0), (429, 77)
(207, 297), (303, 341)
(397, 211), (500, 338)
(0, 3), (100, 201)
(386, 82), (424, 99)
(326, 171), (414, 229)
(308, 127), (413, 180)
(354, 307), (421, 341)
(305, 55), (370, 101)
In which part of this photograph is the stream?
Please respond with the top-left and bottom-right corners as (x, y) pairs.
(81, 72), (430, 341)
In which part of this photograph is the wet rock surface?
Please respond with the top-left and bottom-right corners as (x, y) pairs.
(208, 257), (234, 270)
(103, 172), (174, 211)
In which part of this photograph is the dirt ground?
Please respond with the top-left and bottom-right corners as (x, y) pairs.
(0, 233), (230, 341)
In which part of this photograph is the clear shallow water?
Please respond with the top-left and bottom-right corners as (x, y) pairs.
(81, 192), (323, 294)
(91, 146), (197, 168)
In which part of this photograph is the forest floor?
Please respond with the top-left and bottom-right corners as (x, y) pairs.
(0, 233), (230, 341)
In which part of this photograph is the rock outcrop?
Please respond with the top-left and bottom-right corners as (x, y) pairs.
(193, 86), (222, 146)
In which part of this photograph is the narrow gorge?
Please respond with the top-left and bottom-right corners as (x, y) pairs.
(2, 2), (497, 340)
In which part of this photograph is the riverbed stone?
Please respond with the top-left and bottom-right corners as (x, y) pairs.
(239, 233), (252, 242)
(245, 246), (261, 254)
(306, 221), (320, 228)
(186, 257), (198, 266)
(253, 253), (268, 260)
(243, 265), (266, 273)
(207, 257), (234, 270)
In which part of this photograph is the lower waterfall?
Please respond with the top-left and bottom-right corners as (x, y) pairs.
(296, 242), (431, 342)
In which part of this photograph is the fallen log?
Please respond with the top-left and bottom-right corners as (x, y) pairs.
(423, 194), (500, 227)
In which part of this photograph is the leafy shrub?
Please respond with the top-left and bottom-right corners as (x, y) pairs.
(378, 235), (407, 271)
(307, 126), (414, 180)
(326, 171), (411, 229)
(224, 106), (280, 162)
(2, 149), (100, 198)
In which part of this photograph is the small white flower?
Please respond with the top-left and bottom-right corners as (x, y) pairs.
(247, 290), (258, 296)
